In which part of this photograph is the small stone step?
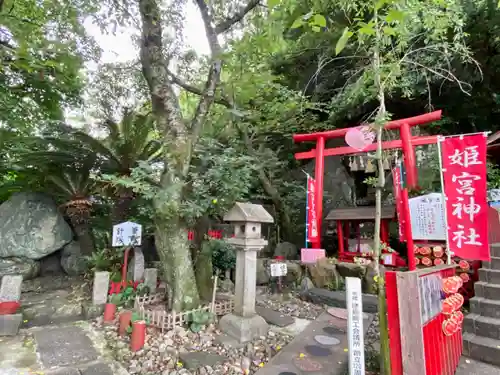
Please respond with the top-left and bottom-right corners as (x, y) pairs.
(483, 256), (500, 270)
(474, 282), (500, 301)
(463, 333), (500, 367)
(490, 244), (500, 259)
(470, 297), (500, 319)
(478, 269), (500, 284)
(464, 314), (500, 340)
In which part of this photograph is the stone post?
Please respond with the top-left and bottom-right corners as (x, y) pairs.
(219, 202), (274, 343)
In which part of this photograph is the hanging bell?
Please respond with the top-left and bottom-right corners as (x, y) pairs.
(383, 158), (390, 170)
(358, 155), (365, 169)
(365, 158), (376, 173)
(349, 157), (358, 171)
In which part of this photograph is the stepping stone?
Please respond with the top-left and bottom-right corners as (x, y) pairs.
(304, 345), (332, 357)
(314, 335), (341, 346)
(293, 357), (323, 372)
(80, 362), (114, 375)
(323, 326), (345, 335)
(46, 369), (80, 375)
(327, 307), (348, 319)
(179, 351), (229, 370)
(34, 326), (98, 368)
(255, 306), (294, 327)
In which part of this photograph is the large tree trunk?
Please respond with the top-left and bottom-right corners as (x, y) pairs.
(111, 187), (134, 224)
(72, 221), (95, 256)
(154, 202), (200, 311)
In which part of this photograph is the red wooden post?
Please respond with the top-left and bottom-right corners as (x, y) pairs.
(386, 271), (403, 375)
(103, 303), (116, 323)
(121, 247), (131, 285)
(313, 136), (325, 249)
(131, 320), (146, 351)
(402, 189), (417, 270)
(118, 310), (132, 336)
(337, 221), (345, 258)
(400, 122), (418, 189)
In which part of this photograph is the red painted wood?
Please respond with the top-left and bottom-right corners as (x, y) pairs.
(292, 111), (442, 142)
(313, 136), (325, 249)
(386, 271), (403, 375)
(294, 136), (439, 160)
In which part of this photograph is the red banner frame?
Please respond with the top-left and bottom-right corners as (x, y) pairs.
(441, 134), (490, 261)
(307, 176), (319, 243)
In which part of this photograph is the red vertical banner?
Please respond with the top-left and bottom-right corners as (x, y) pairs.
(441, 134), (490, 261)
(392, 165), (405, 242)
(307, 176), (319, 243)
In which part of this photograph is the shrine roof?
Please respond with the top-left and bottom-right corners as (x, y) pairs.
(325, 205), (396, 221)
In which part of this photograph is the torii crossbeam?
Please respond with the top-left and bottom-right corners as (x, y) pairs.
(293, 110), (442, 249)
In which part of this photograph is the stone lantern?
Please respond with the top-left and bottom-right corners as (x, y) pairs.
(219, 202), (274, 343)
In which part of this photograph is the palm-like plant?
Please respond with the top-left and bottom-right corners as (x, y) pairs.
(65, 109), (162, 223)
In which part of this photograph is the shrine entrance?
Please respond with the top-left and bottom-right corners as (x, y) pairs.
(293, 110), (442, 269)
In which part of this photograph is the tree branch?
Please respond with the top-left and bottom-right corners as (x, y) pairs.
(214, 0), (261, 34)
(167, 68), (231, 107)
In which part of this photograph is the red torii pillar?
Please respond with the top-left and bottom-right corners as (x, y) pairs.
(293, 110), (442, 250)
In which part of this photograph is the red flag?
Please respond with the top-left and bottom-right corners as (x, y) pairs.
(307, 176), (319, 242)
(441, 134), (490, 261)
(392, 165), (405, 241)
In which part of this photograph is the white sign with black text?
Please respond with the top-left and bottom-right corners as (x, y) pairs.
(270, 262), (287, 277)
(347, 277), (365, 375)
(112, 221), (143, 247)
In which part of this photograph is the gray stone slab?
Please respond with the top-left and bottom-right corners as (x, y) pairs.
(34, 326), (98, 367)
(46, 368), (81, 375)
(79, 362), (114, 375)
(0, 275), (23, 302)
(456, 357), (500, 375)
(92, 272), (109, 305)
(304, 288), (378, 313)
(0, 313), (22, 336)
(254, 311), (373, 375)
(179, 351), (230, 370)
(255, 306), (295, 327)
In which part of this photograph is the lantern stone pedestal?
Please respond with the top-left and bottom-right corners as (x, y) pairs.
(219, 203), (274, 343)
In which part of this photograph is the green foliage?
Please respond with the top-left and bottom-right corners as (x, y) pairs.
(100, 137), (256, 225)
(488, 161), (500, 191)
(0, 0), (99, 131)
(188, 310), (214, 333)
(108, 283), (149, 309)
(208, 239), (236, 273)
(84, 247), (124, 281)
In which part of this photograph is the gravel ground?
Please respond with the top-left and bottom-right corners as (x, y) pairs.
(96, 318), (294, 375)
(255, 291), (325, 320)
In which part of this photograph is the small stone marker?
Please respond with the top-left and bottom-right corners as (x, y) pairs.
(92, 271), (110, 305)
(144, 268), (157, 293)
(0, 275), (22, 302)
(314, 335), (341, 346)
(133, 248), (145, 281)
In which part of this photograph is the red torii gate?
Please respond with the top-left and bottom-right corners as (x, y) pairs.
(293, 110), (443, 251)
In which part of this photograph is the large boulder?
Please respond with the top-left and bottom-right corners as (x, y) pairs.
(0, 257), (40, 279)
(256, 258), (270, 285)
(336, 262), (367, 279)
(60, 241), (86, 275)
(273, 242), (298, 259)
(307, 258), (342, 289)
(0, 193), (73, 259)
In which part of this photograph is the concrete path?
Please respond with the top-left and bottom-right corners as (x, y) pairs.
(456, 357), (500, 375)
(255, 308), (372, 375)
(0, 322), (127, 375)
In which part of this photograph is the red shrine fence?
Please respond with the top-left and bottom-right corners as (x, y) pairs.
(386, 265), (463, 375)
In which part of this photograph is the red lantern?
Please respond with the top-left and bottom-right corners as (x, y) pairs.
(415, 257), (420, 265)
(442, 298), (455, 315)
(414, 245), (420, 254)
(459, 260), (470, 271)
(434, 258), (444, 266)
(433, 246), (444, 258)
(443, 319), (457, 336)
(420, 247), (432, 256)
(460, 273), (470, 283)
(422, 257), (432, 266)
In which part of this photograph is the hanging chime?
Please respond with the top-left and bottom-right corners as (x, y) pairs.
(365, 157), (376, 173)
(349, 156), (359, 171)
(383, 157), (390, 170)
